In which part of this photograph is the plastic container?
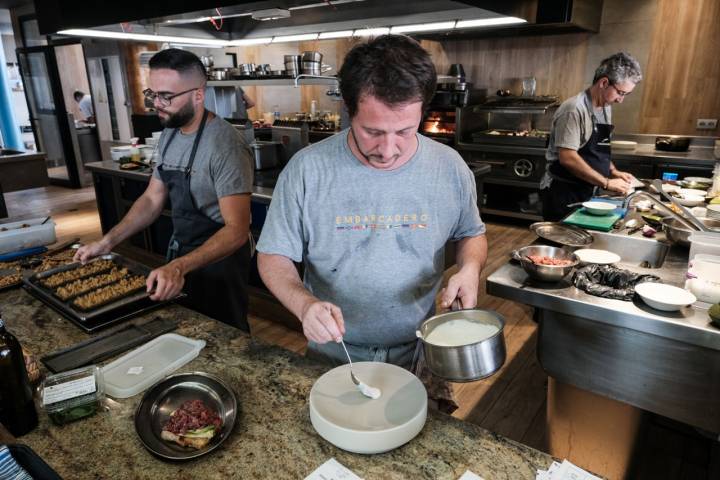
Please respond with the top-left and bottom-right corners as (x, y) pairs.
(688, 231), (720, 261)
(101, 333), (205, 399)
(41, 365), (104, 425)
(0, 217), (56, 255)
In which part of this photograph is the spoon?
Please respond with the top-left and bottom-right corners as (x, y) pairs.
(339, 339), (381, 400)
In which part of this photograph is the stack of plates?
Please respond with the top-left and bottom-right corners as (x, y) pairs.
(707, 205), (720, 220)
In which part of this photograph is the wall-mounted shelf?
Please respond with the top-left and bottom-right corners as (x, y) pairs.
(208, 77), (338, 87)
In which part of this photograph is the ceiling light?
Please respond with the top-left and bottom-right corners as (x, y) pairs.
(353, 27), (390, 37)
(57, 29), (228, 46)
(251, 8), (291, 21)
(227, 37), (273, 46)
(390, 21), (457, 34)
(455, 17), (526, 29)
(318, 30), (354, 39)
(271, 33), (319, 43)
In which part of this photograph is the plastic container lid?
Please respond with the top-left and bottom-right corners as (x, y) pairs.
(101, 333), (205, 399)
(42, 365), (104, 425)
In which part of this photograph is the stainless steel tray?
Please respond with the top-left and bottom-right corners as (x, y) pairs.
(23, 253), (154, 322)
(529, 221), (594, 247)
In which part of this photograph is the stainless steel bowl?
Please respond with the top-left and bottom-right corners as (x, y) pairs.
(662, 217), (720, 246)
(512, 245), (579, 282)
(417, 309), (505, 382)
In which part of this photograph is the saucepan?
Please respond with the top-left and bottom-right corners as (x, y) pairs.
(655, 136), (690, 152)
(416, 309), (506, 382)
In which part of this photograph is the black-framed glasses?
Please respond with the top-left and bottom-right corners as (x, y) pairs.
(609, 84), (632, 98)
(143, 87), (200, 108)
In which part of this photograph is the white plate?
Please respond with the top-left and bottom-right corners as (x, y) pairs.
(582, 201), (617, 215)
(309, 362), (427, 454)
(679, 188), (708, 197)
(707, 205), (720, 218)
(685, 177), (712, 184)
(611, 140), (637, 150)
(675, 194), (705, 207)
(635, 282), (697, 311)
(574, 248), (621, 265)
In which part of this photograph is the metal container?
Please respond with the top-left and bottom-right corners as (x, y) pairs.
(209, 68), (231, 81)
(656, 136), (690, 152)
(662, 216), (720, 246)
(511, 245), (579, 282)
(302, 51), (323, 63)
(249, 140), (281, 170)
(301, 61), (332, 75)
(417, 309), (506, 382)
(239, 63), (256, 75)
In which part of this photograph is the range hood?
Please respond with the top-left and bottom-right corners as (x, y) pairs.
(35, 0), (601, 40)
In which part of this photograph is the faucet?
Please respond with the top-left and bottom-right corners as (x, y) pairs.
(622, 191), (698, 230)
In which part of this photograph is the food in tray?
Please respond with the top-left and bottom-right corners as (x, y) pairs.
(161, 399), (222, 449)
(55, 267), (130, 301)
(71, 274), (146, 311)
(485, 129), (548, 137)
(0, 273), (23, 289)
(41, 260), (115, 288)
(527, 255), (574, 266)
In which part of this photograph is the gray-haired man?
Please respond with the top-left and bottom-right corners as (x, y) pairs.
(541, 52), (643, 221)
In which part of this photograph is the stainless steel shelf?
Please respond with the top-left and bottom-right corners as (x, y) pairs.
(207, 77), (338, 87)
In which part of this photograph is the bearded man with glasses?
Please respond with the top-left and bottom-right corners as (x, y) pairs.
(540, 52), (643, 221)
(76, 49), (254, 331)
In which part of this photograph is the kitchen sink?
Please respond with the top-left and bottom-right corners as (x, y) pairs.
(587, 231), (670, 268)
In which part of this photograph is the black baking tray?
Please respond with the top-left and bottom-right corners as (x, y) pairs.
(23, 253), (181, 333)
(471, 129), (548, 148)
(41, 316), (178, 372)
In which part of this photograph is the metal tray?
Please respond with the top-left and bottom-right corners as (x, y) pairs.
(471, 130), (548, 148)
(24, 253), (155, 323)
(529, 221), (594, 247)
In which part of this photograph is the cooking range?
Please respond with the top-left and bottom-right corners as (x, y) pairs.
(456, 95), (558, 221)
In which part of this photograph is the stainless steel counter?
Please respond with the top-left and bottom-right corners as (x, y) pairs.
(486, 231), (720, 431)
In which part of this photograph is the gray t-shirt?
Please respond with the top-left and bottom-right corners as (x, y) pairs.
(256, 130), (486, 346)
(541, 91), (611, 188)
(153, 115), (254, 223)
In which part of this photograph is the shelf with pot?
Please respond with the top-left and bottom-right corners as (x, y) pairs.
(207, 76), (338, 87)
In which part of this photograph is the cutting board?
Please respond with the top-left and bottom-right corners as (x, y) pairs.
(563, 209), (622, 231)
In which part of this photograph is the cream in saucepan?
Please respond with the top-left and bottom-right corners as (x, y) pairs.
(424, 319), (499, 347)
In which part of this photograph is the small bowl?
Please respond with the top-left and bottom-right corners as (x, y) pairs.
(635, 282), (697, 311)
(675, 194), (705, 207)
(512, 245), (579, 282)
(582, 201), (617, 216)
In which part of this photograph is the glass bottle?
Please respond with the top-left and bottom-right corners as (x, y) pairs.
(0, 311), (38, 436)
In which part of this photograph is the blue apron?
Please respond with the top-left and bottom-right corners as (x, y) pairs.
(542, 92), (614, 221)
(157, 109), (250, 331)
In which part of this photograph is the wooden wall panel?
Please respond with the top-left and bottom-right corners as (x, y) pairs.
(639, 0), (720, 135)
(120, 42), (161, 115)
(54, 44), (90, 121)
(440, 33), (591, 100)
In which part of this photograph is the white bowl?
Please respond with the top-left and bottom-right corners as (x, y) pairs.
(679, 188), (708, 197)
(675, 194), (705, 207)
(635, 282), (697, 311)
(309, 362), (426, 454)
(611, 140), (637, 150)
(582, 201), (617, 215)
(574, 248), (621, 265)
(110, 145), (132, 161)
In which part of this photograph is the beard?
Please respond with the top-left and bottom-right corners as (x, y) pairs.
(158, 101), (195, 128)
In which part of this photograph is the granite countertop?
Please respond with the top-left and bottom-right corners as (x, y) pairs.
(1, 288), (552, 479)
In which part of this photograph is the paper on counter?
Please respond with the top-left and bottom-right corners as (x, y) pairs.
(536, 460), (602, 480)
(305, 458), (363, 480)
(458, 470), (485, 480)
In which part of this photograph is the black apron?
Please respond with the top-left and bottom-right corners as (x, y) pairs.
(542, 92), (615, 222)
(157, 109), (250, 331)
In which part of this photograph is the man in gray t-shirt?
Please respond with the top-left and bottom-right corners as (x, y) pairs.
(76, 49), (254, 330)
(257, 35), (487, 369)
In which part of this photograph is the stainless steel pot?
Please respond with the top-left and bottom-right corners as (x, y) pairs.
(417, 309), (506, 382)
(662, 216), (720, 246)
(511, 245), (579, 282)
(302, 51), (323, 63)
(209, 68), (231, 81)
(301, 61), (332, 75)
(239, 63), (256, 75)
